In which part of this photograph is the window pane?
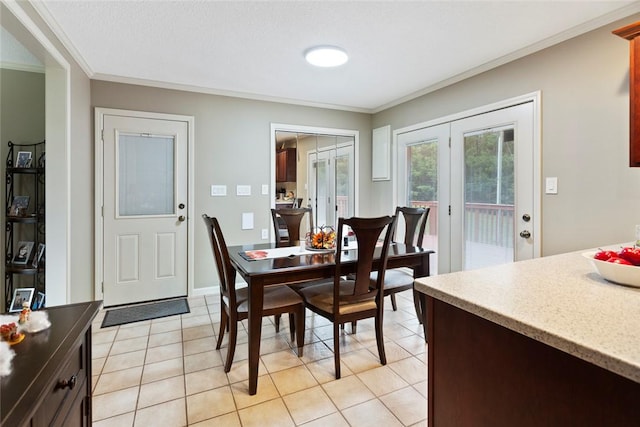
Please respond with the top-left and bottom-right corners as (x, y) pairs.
(407, 140), (438, 272)
(118, 134), (175, 216)
(463, 127), (514, 269)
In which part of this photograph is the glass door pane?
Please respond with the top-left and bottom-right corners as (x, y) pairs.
(335, 144), (354, 219)
(406, 139), (438, 252)
(463, 127), (515, 270)
(118, 133), (175, 216)
(397, 123), (448, 275)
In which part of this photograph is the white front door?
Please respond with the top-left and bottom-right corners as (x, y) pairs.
(101, 113), (189, 306)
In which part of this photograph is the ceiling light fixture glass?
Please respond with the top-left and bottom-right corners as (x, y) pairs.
(304, 46), (348, 67)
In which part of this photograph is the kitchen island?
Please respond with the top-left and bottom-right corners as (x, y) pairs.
(414, 245), (640, 426)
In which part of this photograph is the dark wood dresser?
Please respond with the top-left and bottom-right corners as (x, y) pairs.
(1, 301), (102, 426)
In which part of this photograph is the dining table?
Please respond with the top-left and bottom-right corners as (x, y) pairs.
(227, 241), (434, 395)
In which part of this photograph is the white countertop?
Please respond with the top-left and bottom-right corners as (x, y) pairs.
(414, 244), (640, 383)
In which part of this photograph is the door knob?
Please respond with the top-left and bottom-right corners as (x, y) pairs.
(178, 215), (186, 222)
(520, 230), (531, 239)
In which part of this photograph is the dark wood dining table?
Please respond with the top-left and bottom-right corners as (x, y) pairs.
(227, 242), (434, 395)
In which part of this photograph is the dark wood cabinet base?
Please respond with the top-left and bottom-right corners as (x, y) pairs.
(1, 301), (101, 426)
(427, 297), (640, 426)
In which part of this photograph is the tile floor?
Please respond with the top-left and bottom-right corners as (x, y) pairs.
(90, 290), (428, 426)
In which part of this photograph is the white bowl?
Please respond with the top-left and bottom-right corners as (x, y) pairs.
(582, 252), (640, 288)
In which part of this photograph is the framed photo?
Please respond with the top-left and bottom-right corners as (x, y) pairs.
(32, 243), (45, 268)
(15, 151), (32, 168)
(12, 241), (34, 265)
(8, 195), (30, 217)
(34, 292), (45, 310)
(9, 288), (34, 312)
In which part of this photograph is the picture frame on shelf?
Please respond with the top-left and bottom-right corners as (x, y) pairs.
(34, 292), (45, 310)
(8, 195), (30, 217)
(12, 241), (34, 265)
(32, 243), (45, 268)
(9, 287), (34, 312)
(15, 151), (32, 168)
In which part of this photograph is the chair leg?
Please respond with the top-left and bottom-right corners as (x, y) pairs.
(295, 306), (305, 357)
(275, 314), (281, 332)
(216, 310), (228, 350)
(412, 288), (423, 324)
(374, 313), (387, 366)
(288, 313), (295, 342)
(223, 316), (238, 373)
(390, 293), (398, 311)
(333, 321), (341, 379)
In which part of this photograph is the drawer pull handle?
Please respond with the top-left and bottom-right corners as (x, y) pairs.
(58, 375), (77, 390)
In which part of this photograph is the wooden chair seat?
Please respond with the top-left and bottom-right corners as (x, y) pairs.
(299, 281), (376, 315)
(371, 269), (412, 290)
(236, 286), (304, 312)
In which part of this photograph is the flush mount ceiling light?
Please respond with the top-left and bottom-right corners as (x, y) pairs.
(304, 46), (348, 67)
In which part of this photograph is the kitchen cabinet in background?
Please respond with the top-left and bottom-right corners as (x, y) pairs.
(614, 21), (640, 167)
(276, 148), (296, 182)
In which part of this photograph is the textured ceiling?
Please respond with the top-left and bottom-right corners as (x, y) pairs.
(31, 1), (640, 112)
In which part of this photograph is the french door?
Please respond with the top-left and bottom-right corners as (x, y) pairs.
(397, 100), (538, 274)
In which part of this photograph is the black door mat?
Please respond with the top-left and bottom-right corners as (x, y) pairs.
(101, 298), (190, 328)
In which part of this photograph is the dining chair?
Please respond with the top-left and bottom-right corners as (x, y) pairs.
(202, 214), (305, 372)
(270, 207), (313, 247)
(373, 206), (430, 316)
(298, 215), (396, 379)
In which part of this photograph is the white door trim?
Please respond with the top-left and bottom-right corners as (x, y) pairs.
(94, 108), (195, 302)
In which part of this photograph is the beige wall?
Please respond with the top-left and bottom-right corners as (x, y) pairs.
(374, 13), (640, 256)
(0, 69), (45, 144)
(8, 4), (640, 300)
(91, 82), (372, 290)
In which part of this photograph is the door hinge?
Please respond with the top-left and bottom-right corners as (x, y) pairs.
(101, 282), (104, 293)
(448, 205), (451, 215)
(448, 137), (451, 148)
(101, 206), (104, 217)
(101, 129), (104, 141)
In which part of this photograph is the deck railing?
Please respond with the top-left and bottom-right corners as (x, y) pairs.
(410, 200), (514, 248)
(335, 197), (514, 248)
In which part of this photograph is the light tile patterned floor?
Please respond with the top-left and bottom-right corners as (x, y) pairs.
(90, 290), (427, 426)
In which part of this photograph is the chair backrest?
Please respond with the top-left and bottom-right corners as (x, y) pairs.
(202, 214), (238, 305)
(292, 198), (304, 208)
(394, 206), (430, 247)
(270, 207), (314, 247)
(334, 215), (396, 304)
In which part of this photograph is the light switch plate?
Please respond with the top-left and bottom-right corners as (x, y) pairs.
(261, 228), (268, 239)
(211, 185), (227, 196)
(545, 177), (558, 194)
(261, 184), (269, 195)
(242, 212), (254, 230)
(237, 185), (251, 196)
